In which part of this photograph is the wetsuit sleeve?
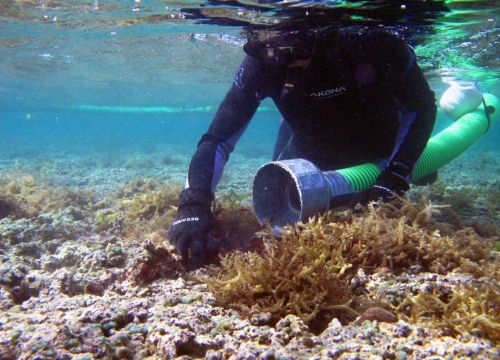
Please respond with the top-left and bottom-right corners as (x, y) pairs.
(385, 45), (437, 180)
(186, 55), (265, 192)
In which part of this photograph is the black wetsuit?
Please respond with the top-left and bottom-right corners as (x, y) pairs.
(187, 29), (437, 192)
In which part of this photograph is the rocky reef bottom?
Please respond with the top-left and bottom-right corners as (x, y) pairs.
(0, 271), (497, 359)
(0, 149), (498, 359)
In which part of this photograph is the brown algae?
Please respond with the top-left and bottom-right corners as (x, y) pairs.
(205, 199), (498, 339)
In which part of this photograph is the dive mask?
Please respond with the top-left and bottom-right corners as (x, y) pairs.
(244, 30), (315, 67)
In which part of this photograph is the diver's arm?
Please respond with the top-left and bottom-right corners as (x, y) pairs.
(187, 55), (265, 192)
(168, 56), (266, 268)
(352, 59), (436, 204)
(384, 49), (437, 181)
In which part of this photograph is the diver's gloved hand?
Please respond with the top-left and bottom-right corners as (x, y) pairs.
(168, 187), (218, 270)
(351, 168), (410, 206)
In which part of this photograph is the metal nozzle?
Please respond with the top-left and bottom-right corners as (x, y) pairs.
(252, 159), (353, 231)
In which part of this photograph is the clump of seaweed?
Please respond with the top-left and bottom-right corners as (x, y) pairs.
(119, 179), (180, 220)
(112, 179), (181, 238)
(95, 208), (122, 232)
(205, 218), (354, 326)
(213, 188), (261, 253)
(205, 199), (496, 331)
(397, 282), (500, 343)
(0, 176), (95, 219)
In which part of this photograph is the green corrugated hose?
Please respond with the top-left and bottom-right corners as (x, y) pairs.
(337, 93), (498, 192)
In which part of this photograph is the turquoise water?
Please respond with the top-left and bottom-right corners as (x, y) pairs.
(0, 0), (499, 190)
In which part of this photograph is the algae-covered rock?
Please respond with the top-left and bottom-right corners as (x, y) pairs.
(127, 241), (182, 285)
(276, 315), (310, 337)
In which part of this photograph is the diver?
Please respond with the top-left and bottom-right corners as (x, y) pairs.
(168, 26), (437, 269)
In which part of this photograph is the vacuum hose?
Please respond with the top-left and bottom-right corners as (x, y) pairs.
(252, 93), (498, 229)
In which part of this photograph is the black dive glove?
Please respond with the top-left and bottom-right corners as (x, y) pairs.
(168, 188), (218, 269)
(351, 166), (410, 206)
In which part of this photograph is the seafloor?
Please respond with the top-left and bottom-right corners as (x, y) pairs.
(0, 145), (498, 359)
